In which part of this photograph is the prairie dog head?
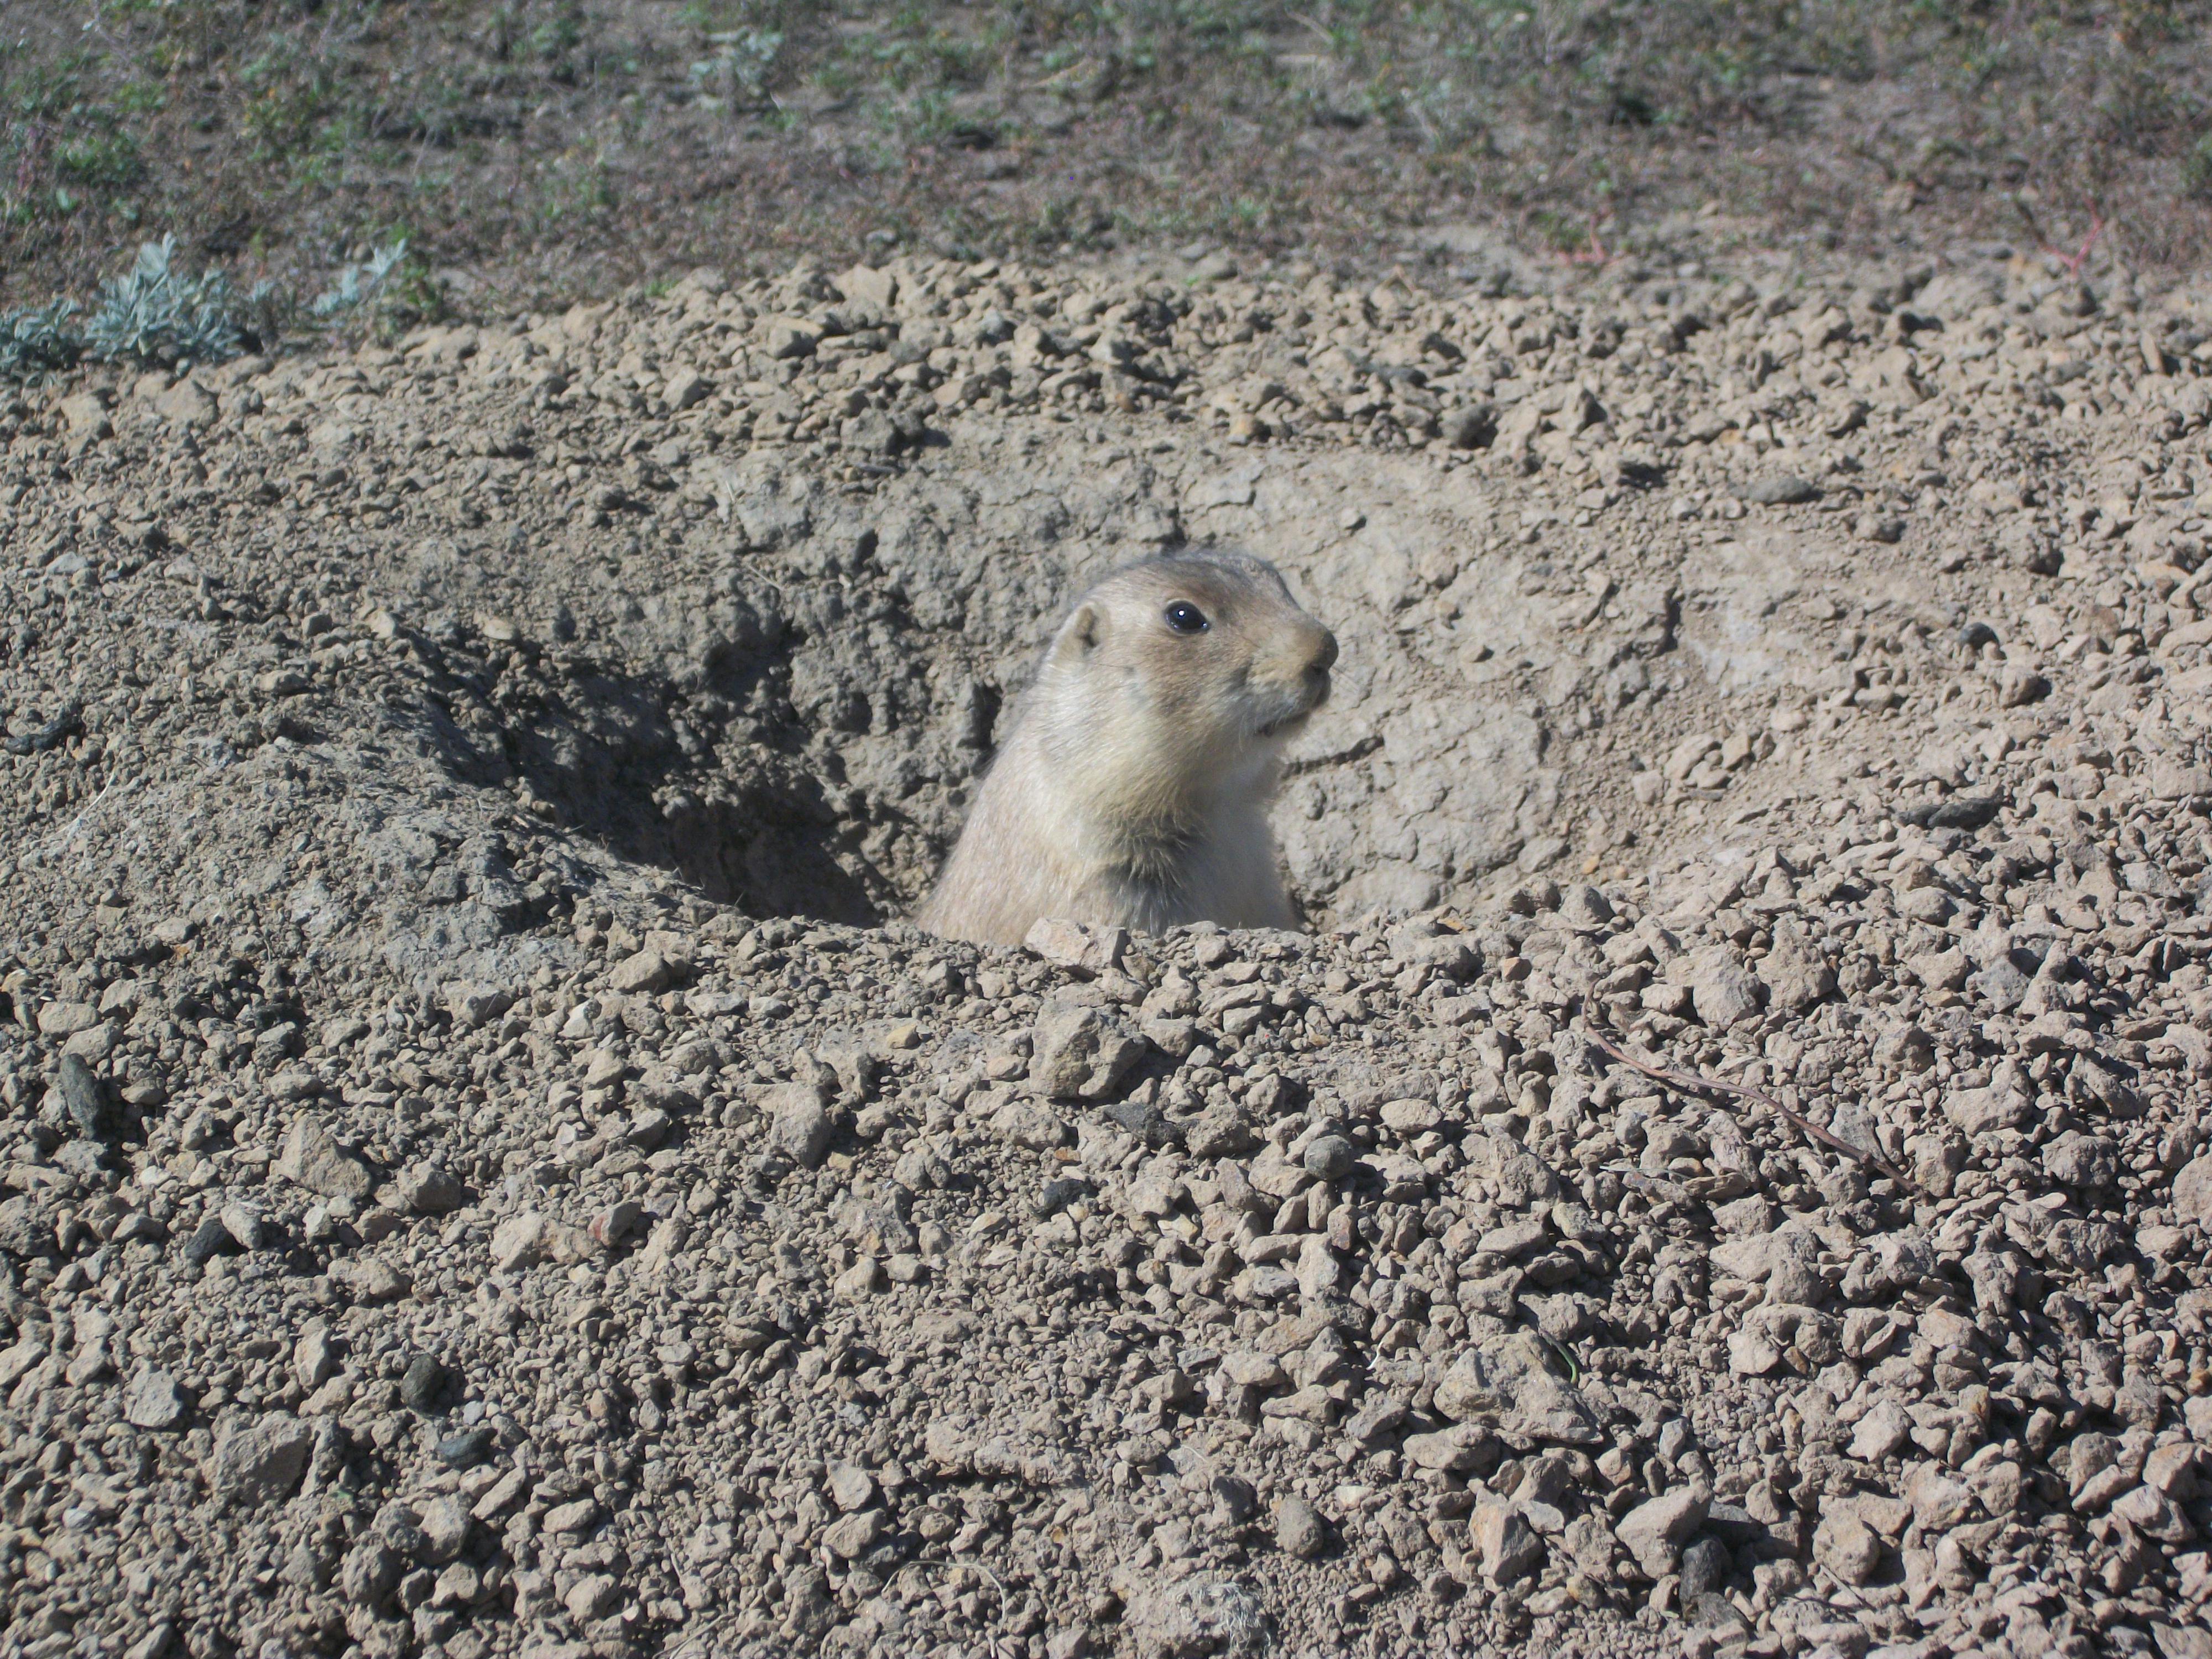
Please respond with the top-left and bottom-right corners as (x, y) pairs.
(1029, 549), (1338, 831)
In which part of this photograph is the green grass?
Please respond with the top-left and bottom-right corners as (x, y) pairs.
(0, 0), (2206, 314)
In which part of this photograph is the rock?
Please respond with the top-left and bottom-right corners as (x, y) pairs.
(1744, 474), (1819, 505)
(154, 379), (219, 427)
(2110, 1484), (2193, 1543)
(442, 982), (512, 1029)
(59, 391), (112, 432)
(835, 263), (898, 309)
(763, 316), (822, 359)
(664, 367), (711, 409)
(341, 1541), (401, 1608)
(1275, 1495), (1328, 1557)
(1402, 1424), (1491, 1473)
(564, 1572), (622, 1621)
(400, 1353), (452, 1412)
(36, 1000), (100, 1037)
(1849, 1398), (1910, 1462)
(587, 1199), (645, 1249)
(1685, 947), (1762, 1028)
(1757, 922), (1834, 1012)
(1124, 1576), (1271, 1658)
(1433, 1331), (1600, 1444)
(1030, 1001), (1146, 1100)
(1907, 947), (1968, 992)
(1615, 1485), (1708, 1578)
(2172, 1156), (2212, 1227)
(1946, 1076), (2029, 1136)
(987, 1094), (1071, 1151)
(54, 1054), (117, 1140)
(490, 1212), (548, 1270)
(768, 1080), (834, 1168)
(1380, 1097), (1441, 1135)
(2151, 760), (2212, 800)
(608, 948), (675, 994)
(827, 1462), (878, 1511)
(294, 1325), (338, 1390)
(1023, 917), (1127, 973)
(330, 1258), (410, 1302)
(1184, 1105), (1258, 1159)
(1813, 1510), (1883, 1585)
(1442, 404), (1497, 450)
(1471, 1501), (1544, 1584)
(436, 1426), (496, 1469)
(420, 1492), (473, 1562)
(182, 1213), (238, 1264)
(1903, 1463), (1974, 1531)
(397, 1163), (468, 1214)
(1295, 1234), (1343, 1299)
(274, 1121), (377, 1201)
(218, 1204), (274, 1251)
(2043, 1130), (2117, 1189)
(544, 1496), (601, 1535)
(1681, 1535), (1730, 1600)
(822, 1508), (887, 1558)
(1302, 1134), (1359, 1180)
(123, 1368), (190, 1430)
(2145, 1442), (2204, 1499)
(208, 1413), (315, 1507)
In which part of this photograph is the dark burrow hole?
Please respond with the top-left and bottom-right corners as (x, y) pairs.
(395, 571), (1003, 928)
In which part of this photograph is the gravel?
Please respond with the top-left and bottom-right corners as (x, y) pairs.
(0, 242), (2208, 1659)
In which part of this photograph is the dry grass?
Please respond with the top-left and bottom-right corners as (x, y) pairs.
(2, 0), (2209, 314)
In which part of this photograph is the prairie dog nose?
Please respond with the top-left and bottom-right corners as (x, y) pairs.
(1308, 627), (1340, 675)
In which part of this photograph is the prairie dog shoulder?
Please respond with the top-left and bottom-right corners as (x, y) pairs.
(919, 549), (1337, 945)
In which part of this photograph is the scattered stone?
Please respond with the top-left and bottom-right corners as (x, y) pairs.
(400, 1353), (452, 1412)
(1813, 1510), (1884, 1586)
(1472, 1501), (1544, 1584)
(1030, 1002), (1146, 1100)
(1124, 1576), (1271, 1659)
(54, 1053), (118, 1140)
(769, 1081), (834, 1168)
(1615, 1486), (1708, 1579)
(1743, 474), (1819, 505)
(0, 241), (2198, 1659)
(397, 1164), (468, 1214)
(1274, 1495), (1329, 1558)
(274, 1121), (377, 1201)
(208, 1413), (315, 1507)
(123, 1368), (190, 1430)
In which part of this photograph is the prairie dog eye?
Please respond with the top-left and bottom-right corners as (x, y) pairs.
(1164, 601), (1209, 634)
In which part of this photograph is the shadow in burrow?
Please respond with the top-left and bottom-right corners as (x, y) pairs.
(389, 621), (910, 928)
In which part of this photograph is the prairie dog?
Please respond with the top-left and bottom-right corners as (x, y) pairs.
(919, 549), (1338, 945)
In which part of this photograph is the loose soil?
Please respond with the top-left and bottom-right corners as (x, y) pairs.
(1, 238), (2211, 1659)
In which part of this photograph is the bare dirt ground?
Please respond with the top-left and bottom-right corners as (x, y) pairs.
(2, 221), (2212, 1659)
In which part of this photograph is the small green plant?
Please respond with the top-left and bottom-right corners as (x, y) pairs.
(690, 28), (781, 105)
(311, 239), (409, 317)
(0, 301), (82, 384)
(81, 235), (268, 367)
(56, 130), (143, 191)
(2185, 131), (2212, 202)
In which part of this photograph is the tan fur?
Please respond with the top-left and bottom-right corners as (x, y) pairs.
(917, 549), (1337, 945)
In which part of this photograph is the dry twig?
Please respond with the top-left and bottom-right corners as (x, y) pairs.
(1583, 1029), (1918, 1195)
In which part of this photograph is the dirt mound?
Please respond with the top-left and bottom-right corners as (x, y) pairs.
(0, 248), (2210, 1659)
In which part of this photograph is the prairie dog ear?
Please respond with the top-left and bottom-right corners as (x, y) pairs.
(1048, 602), (1102, 665)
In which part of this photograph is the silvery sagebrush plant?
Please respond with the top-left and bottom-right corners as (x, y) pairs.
(80, 234), (270, 367)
